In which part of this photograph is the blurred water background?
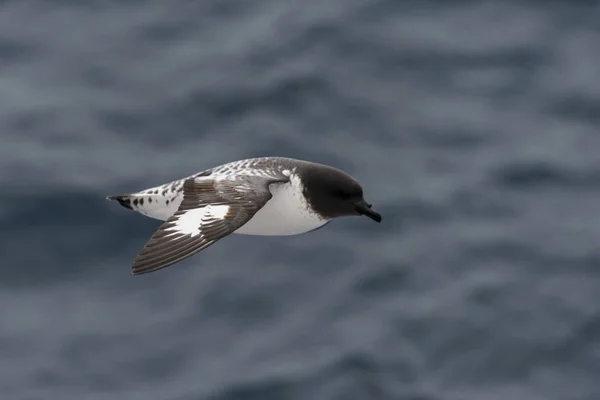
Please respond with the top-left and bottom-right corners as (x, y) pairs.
(1, 0), (600, 399)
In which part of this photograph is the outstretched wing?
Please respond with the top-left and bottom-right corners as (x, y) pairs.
(131, 172), (289, 275)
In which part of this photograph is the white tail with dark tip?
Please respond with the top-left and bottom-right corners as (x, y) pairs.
(106, 186), (184, 221)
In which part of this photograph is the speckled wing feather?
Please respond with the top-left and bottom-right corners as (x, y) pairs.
(131, 171), (289, 275)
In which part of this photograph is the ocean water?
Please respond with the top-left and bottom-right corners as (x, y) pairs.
(2, 0), (600, 399)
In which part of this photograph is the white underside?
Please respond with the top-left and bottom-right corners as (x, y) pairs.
(234, 181), (329, 236)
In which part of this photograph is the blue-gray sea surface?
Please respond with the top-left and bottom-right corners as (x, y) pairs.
(2, 1), (600, 399)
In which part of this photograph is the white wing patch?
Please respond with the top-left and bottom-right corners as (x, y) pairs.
(165, 205), (230, 237)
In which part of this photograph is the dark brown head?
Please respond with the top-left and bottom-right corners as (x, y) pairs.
(298, 163), (382, 223)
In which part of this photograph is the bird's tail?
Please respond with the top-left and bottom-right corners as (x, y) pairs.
(106, 194), (134, 210)
(106, 190), (180, 221)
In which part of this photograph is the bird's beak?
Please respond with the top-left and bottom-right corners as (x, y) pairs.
(354, 200), (382, 223)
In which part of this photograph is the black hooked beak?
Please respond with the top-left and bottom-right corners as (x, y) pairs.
(354, 200), (382, 223)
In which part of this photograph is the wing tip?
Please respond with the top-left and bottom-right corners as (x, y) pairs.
(130, 265), (155, 276)
(131, 254), (179, 276)
(131, 266), (148, 276)
(131, 259), (163, 276)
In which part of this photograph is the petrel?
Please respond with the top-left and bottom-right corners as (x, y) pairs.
(107, 157), (381, 275)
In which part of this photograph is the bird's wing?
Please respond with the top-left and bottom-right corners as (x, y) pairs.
(131, 171), (289, 275)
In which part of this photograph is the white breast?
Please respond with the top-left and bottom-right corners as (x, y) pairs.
(234, 175), (329, 236)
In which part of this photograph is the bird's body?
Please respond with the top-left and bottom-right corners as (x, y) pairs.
(114, 159), (328, 235)
(108, 157), (381, 275)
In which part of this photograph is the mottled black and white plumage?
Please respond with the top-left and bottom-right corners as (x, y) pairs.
(107, 157), (381, 275)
